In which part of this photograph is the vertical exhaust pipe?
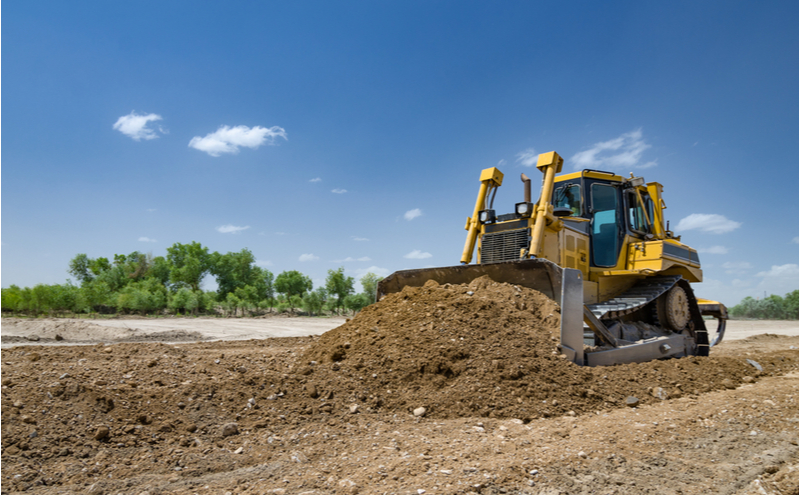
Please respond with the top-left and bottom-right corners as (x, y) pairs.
(521, 173), (531, 203)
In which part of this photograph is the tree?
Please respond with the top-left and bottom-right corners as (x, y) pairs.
(344, 293), (371, 314)
(360, 272), (383, 303)
(302, 287), (326, 316)
(211, 249), (269, 299)
(325, 267), (354, 315)
(167, 241), (212, 291)
(275, 270), (313, 300)
(784, 290), (799, 319)
(68, 254), (95, 284)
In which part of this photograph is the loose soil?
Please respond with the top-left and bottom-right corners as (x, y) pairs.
(2, 278), (798, 494)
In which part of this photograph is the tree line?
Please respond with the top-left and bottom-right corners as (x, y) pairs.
(728, 290), (799, 320)
(1, 241), (383, 317)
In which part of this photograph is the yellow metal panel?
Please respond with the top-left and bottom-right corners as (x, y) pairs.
(536, 151), (564, 173)
(479, 167), (504, 186)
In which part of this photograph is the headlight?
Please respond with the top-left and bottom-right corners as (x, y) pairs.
(515, 202), (533, 217)
(478, 209), (495, 223)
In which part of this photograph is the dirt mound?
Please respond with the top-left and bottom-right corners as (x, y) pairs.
(1, 318), (207, 344)
(301, 277), (788, 420)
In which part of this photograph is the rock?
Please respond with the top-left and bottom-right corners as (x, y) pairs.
(745, 359), (763, 372)
(27, 335), (40, 342)
(102, 347), (113, 354)
(291, 450), (308, 463)
(625, 396), (640, 407)
(578, 451), (588, 458)
(721, 379), (737, 390)
(742, 376), (755, 383)
(186, 424), (198, 433)
(349, 404), (360, 414)
(307, 384), (319, 399)
(221, 423), (239, 437)
(651, 387), (668, 400)
(94, 426), (110, 441)
(21, 415), (36, 425)
(86, 483), (104, 495)
(233, 447), (243, 454)
(55, 334), (64, 341)
(29, 430), (37, 439)
(413, 407), (427, 417)
(13, 401), (24, 409)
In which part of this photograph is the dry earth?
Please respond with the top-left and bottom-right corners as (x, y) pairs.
(1, 280), (798, 495)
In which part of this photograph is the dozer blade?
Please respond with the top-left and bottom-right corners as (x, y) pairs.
(377, 258), (564, 301)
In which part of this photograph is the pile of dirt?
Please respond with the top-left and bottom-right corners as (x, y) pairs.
(301, 277), (789, 420)
(1, 318), (207, 344)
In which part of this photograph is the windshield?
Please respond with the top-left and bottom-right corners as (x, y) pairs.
(554, 184), (582, 216)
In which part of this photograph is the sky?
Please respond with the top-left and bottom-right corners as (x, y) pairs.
(2, 1), (798, 306)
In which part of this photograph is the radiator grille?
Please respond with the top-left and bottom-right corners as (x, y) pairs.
(480, 228), (530, 264)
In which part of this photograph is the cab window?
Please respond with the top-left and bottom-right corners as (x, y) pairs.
(590, 183), (620, 267)
(554, 184), (582, 216)
(627, 190), (654, 234)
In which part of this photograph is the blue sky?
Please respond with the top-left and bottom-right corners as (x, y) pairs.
(2, 1), (798, 306)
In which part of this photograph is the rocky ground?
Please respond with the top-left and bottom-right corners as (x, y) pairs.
(1, 278), (798, 494)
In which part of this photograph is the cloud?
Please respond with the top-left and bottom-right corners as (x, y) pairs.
(299, 253), (320, 262)
(404, 208), (423, 221)
(310, 177), (322, 183)
(756, 264), (799, 279)
(675, 214), (741, 234)
(113, 111), (165, 141)
(354, 265), (392, 279)
(216, 224), (250, 234)
(332, 189), (348, 194)
(189, 125), (287, 156)
(146, 208), (157, 213)
(755, 264), (799, 298)
(138, 237), (157, 243)
(697, 246), (729, 255)
(404, 249), (432, 259)
(255, 260), (273, 267)
(516, 148), (538, 167)
(722, 261), (752, 274)
(571, 129), (656, 171)
(497, 159), (507, 166)
(352, 237), (369, 241)
(335, 256), (373, 262)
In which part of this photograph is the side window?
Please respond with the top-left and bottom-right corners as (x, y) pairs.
(554, 184), (582, 216)
(590, 184), (620, 267)
(627, 191), (653, 234)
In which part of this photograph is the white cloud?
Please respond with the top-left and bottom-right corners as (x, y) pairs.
(113, 111), (165, 141)
(722, 261), (752, 274)
(354, 265), (392, 279)
(497, 159), (507, 166)
(404, 249), (432, 259)
(189, 125), (287, 157)
(335, 256), (373, 262)
(138, 237), (157, 243)
(216, 224), (250, 234)
(352, 237), (369, 241)
(310, 177), (322, 183)
(571, 129), (656, 171)
(404, 208), (423, 221)
(332, 189), (348, 194)
(675, 214), (741, 234)
(255, 260), (273, 267)
(755, 264), (799, 298)
(697, 246), (729, 255)
(147, 208), (157, 212)
(299, 253), (320, 262)
(516, 148), (538, 167)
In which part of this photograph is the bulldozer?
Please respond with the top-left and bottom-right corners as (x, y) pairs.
(378, 151), (728, 366)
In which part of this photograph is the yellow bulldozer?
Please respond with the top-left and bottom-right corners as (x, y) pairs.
(378, 151), (728, 366)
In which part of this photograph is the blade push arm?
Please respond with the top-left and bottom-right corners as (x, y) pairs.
(461, 167), (503, 264)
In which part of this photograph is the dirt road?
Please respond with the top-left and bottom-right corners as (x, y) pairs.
(1, 316), (796, 348)
(1, 284), (798, 495)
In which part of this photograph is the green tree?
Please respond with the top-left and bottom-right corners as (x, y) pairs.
(784, 290), (799, 319)
(167, 241), (212, 291)
(360, 272), (383, 303)
(344, 293), (371, 314)
(68, 254), (94, 284)
(211, 249), (269, 299)
(275, 270), (313, 303)
(325, 267), (354, 315)
(301, 287), (326, 316)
